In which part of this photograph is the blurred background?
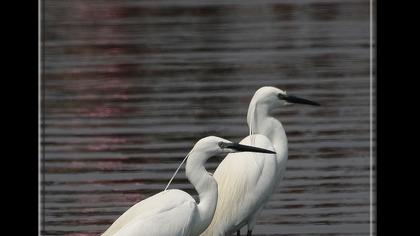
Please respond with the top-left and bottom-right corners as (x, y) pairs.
(42, 0), (375, 235)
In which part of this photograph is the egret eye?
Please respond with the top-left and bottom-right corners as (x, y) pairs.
(277, 93), (287, 100)
(218, 142), (229, 149)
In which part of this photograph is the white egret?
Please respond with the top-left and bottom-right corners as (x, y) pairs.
(201, 87), (320, 236)
(101, 136), (276, 236)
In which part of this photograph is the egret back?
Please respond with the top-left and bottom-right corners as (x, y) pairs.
(102, 189), (195, 236)
(201, 134), (278, 236)
(112, 200), (196, 236)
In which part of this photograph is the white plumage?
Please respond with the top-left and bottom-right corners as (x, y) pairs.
(102, 189), (196, 236)
(201, 86), (319, 236)
(203, 134), (280, 236)
(102, 136), (276, 236)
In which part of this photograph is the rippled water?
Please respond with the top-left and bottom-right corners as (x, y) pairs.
(42, 0), (374, 235)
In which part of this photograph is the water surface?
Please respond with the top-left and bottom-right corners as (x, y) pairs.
(43, 0), (374, 235)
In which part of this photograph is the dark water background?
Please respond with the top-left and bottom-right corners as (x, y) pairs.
(42, 0), (375, 235)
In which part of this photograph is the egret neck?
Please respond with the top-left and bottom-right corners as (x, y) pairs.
(247, 101), (288, 174)
(185, 150), (218, 235)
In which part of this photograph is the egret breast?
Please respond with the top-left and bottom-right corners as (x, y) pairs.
(205, 134), (278, 234)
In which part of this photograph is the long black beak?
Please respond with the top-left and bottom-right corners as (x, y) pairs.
(220, 142), (276, 154)
(278, 94), (320, 106)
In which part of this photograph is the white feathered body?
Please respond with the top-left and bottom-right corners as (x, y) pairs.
(201, 133), (287, 235)
(102, 189), (197, 236)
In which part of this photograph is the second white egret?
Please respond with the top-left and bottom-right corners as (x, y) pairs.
(201, 86), (320, 236)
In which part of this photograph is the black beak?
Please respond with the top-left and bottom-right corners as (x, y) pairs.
(220, 142), (276, 154)
(278, 94), (320, 106)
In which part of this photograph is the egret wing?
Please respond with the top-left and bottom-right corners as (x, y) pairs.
(102, 189), (195, 236)
(112, 200), (197, 236)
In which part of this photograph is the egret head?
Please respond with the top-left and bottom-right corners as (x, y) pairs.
(247, 87), (320, 136)
(192, 136), (276, 156)
(252, 86), (320, 109)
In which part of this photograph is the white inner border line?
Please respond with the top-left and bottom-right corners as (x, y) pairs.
(369, 0), (373, 235)
(38, 0), (42, 235)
